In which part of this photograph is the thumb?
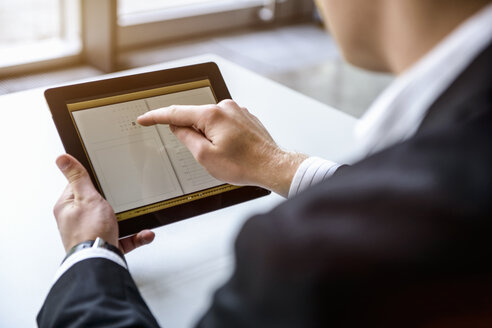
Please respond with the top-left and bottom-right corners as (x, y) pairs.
(56, 154), (98, 200)
(170, 125), (212, 160)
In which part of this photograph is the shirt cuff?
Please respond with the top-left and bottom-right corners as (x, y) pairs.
(53, 247), (128, 283)
(288, 157), (341, 198)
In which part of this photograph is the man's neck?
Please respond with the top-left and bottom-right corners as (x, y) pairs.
(381, 1), (491, 74)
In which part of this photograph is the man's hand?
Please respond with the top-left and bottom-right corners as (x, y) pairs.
(137, 100), (307, 197)
(54, 154), (155, 253)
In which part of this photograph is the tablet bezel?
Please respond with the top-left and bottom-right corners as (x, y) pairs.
(45, 62), (270, 237)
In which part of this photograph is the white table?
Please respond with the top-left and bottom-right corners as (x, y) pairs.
(0, 55), (357, 328)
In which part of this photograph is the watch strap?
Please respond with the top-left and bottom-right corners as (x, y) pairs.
(62, 237), (126, 265)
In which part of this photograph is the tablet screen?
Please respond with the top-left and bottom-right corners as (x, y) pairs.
(67, 79), (235, 222)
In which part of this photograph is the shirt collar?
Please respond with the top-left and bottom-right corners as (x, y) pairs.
(355, 3), (492, 157)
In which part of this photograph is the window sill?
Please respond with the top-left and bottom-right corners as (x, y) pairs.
(0, 39), (81, 76)
(118, 0), (265, 26)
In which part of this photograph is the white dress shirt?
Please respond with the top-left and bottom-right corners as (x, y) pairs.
(55, 4), (492, 282)
(288, 3), (492, 198)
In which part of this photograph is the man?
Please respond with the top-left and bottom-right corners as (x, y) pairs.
(38, 0), (492, 326)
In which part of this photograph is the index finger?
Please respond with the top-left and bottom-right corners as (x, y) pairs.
(137, 104), (214, 127)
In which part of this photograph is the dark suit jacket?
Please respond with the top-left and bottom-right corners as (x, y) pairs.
(38, 43), (492, 328)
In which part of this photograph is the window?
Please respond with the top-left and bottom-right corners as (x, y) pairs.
(1, 0), (314, 75)
(0, 0), (80, 74)
(117, 0), (314, 49)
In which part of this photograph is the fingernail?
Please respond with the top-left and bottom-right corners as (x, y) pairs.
(137, 234), (145, 246)
(56, 156), (71, 171)
(138, 112), (150, 119)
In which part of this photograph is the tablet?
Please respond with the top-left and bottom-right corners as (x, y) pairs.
(45, 62), (270, 237)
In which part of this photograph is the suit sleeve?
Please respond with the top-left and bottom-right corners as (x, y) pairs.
(195, 119), (492, 328)
(37, 258), (160, 328)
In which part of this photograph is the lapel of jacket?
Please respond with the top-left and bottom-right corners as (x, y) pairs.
(418, 42), (492, 134)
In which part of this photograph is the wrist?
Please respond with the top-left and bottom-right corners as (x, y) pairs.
(62, 237), (125, 264)
(260, 149), (308, 197)
(62, 231), (119, 253)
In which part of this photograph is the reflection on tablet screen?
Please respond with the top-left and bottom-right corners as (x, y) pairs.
(68, 79), (231, 221)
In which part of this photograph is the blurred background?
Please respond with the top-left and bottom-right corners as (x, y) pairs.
(0, 0), (392, 117)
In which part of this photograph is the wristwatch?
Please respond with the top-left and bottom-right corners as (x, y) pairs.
(62, 237), (126, 264)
